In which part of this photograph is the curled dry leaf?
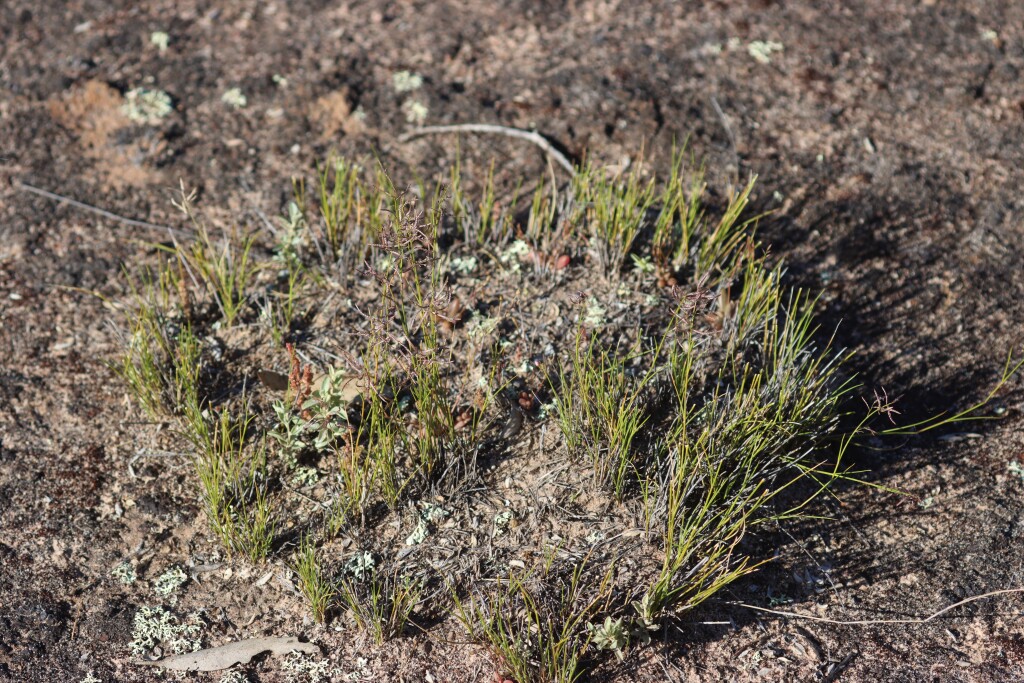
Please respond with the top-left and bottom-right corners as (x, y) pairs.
(135, 636), (318, 672)
(258, 367), (366, 404)
(257, 368), (290, 392)
(438, 296), (464, 334)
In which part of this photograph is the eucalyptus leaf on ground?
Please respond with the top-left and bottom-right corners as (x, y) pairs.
(135, 636), (318, 672)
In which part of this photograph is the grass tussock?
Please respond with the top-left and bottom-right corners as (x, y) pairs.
(454, 554), (616, 683)
(110, 145), (1021, 670)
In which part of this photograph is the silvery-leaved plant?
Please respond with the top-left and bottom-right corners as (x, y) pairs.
(588, 616), (630, 661)
(630, 592), (661, 644)
(344, 551), (376, 581)
(305, 368), (355, 452)
(268, 400), (307, 466)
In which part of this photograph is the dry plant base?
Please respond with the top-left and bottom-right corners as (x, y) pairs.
(108, 148), (1020, 680)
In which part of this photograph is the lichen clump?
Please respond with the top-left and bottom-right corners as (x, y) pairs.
(122, 88), (173, 124)
(129, 605), (203, 657)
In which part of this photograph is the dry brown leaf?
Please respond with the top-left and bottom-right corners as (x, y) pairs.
(257, 368), (290, 391)
(258, 368), (366, 404)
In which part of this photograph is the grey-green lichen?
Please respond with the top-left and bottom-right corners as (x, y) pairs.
(129, 605), (203, 657)
(122, 88), (173, 124)
(153, 565), (188, 597)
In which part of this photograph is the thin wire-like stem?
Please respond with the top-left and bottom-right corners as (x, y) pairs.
(727, 586), (1024, 626)
(399, 123), (575, 176)
(15, 180), (191, 238)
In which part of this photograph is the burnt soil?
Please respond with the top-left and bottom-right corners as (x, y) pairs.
(3, 1), (1024, 682)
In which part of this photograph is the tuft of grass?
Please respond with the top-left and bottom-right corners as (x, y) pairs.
(516, 145), (753, 281)
(293, 534), (336, 624)
(573, 157), (657, 277)
(338, 384), (403, 514)
(170, 184), (256, 326)
(171, 323), (206, 444)
(114, 267), (177, 418)
(650, 147), (758, 286)
(305, 157), (390, 274)
(317, 157), (361, 260)
(632, 275), (857, 625)
(112, 258), (197, 419)
(454, 554), (616, 683)
(193, 407), (276, 562)
(358, 188), (469, 491)
(337, 566), (421, 643)
(449, 155), (519, 249)
(553, 329), (656, 500)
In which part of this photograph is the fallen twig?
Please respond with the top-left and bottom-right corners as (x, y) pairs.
(399, 123), (575, 176)
(15, 180), (191, 238)
(729, 586), (1024, 626)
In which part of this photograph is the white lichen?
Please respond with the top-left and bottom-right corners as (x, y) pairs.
(421, 502), (449, 523)
(130, 605), (203, 657)
(500, 239), (532, 272)
(401, 99), (428, 125)
(405, 519), (430, 546)
(493, 509), (514, 536)
(584, 302), (607, 327)
(291, 466), (320, 486)
(153, 565), (188, 596)
(747, 40), (784, 65)
(466, 315), (500, 340)
(219, 671), (250, 683)
(404, 503), (450, 546)
(150, 31), (170, 53)
(448, 255), (478, 275)
(111, 560), (137, 585)
(282, 651), (337, 683)
(222, 88), (248, 109)
(392, 70), (424, 93)
(122, 88), (173, 124)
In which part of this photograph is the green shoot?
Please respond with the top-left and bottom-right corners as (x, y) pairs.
(293, 534), (336, 623)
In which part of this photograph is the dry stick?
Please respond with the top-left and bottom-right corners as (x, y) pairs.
(728, 586), (1024, 626)
(398, 123), (576, 177)
(14, 180), (192, 238)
